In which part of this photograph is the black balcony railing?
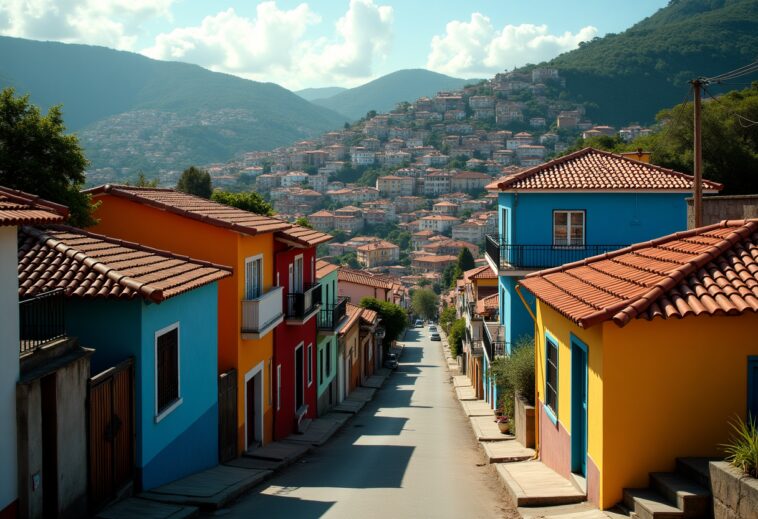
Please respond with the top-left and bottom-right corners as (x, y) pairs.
(482, 322), (508, 360)
(318, 297), (348, 330)
(286, 282), (322, 320)
(485, 235), (627, 271)
(19, 289), (65, 355)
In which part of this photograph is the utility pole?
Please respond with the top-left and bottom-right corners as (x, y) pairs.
(691, 78), (703, 228)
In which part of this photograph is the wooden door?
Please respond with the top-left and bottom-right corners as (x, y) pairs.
(88, 358), (134, 512)
(218, 369), (237, 462)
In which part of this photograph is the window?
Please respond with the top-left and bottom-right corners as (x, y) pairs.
(501, 207), (508, 243)
(245, 256), (263, 299)
(268, 361), (273, 406)
(293, 255), (304, 293)
(553, 211), (585, 247)
(545, 336), (559, 417)
(276, 364), (281, 411)
(326, 342), (332, 377)
(155, 324), (180, 419)
(307, 344), (313, 386)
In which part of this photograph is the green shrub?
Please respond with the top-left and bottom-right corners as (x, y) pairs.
(448, 318), (465, 357)
(722, 415), (758, 478)
(507, 336), (535, 405)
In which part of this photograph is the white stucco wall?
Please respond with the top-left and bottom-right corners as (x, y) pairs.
(0, 225), (19, 512)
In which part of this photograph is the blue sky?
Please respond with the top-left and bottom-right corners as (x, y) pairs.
(0, 0), (669, 90)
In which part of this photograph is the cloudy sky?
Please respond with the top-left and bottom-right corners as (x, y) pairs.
(0, 0), (668, 90)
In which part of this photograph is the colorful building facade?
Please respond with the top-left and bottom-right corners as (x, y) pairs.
(520, 219), (758, 509)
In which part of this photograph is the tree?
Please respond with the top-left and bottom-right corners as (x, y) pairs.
(211, 190), (274, 216)
(0, 88), (94, 226)
(457, 247), (476, 272)
(360, 297), (409, 350)
(442, 263), (458, 288)
(439, 306), (457, 334)
(177, 166), (212, 198)
(295, 216), (312, 229)
(411, 289), (438, 320)
(448, 318), (466, 357)
(127, 171), (158, 187)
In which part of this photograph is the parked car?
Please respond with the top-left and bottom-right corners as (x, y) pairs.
(414, 319), (424, 328)
(430, 333), (441, 341)
(384, 353), (398, 369)
(428, 325), (437, 333)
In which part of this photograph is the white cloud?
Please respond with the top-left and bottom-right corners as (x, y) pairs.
(142, 0), (393, 90)
(0, 0), (174, 50)
(427, 13), (597, 77)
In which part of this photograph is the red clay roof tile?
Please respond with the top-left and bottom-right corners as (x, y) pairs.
(496, 148), (723, 192)
(18, 226), (232, 302)
(520, 219), (758, 328)
(0, 186), (68, 226)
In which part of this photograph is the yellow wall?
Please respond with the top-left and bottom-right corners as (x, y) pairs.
(90, 194), (277, 450)
(601, 312), (758, 508)
(534, 302), (604, 483)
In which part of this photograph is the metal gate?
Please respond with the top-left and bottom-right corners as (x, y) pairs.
(88, 358), (134, 512)
(218, 368), (238, 462)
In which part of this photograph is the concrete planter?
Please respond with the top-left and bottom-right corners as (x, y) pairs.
(710, 460), (758, 519)
(515, 394), (535, 448)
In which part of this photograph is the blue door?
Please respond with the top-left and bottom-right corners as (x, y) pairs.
(749, 357), (758, 424)
(571, 339), (588, 476)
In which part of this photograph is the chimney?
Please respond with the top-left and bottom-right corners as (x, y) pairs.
(620, 148), (651, 163)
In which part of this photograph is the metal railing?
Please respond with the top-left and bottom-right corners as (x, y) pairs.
(485, 235), (627, 271)
(286, 282), (322, 320)
(482, 326), (508, 360)
(242, 286), (284, 334)
(19, 289), (65, 355)
(317, 297), (348, 331)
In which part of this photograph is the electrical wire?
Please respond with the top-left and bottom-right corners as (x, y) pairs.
(702, 84), (758, 128)
(702, 59), (758, 83)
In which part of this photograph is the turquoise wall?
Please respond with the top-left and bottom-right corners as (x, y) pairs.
(317, 269), (339, 398)
(65, 282), (219, 490)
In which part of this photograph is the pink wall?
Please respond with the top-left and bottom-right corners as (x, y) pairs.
(339, 281), (390, 305)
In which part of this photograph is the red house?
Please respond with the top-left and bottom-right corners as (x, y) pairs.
(272, 226), (331, 439)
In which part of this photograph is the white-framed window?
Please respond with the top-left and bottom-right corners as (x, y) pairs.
(553, 210), (585, 247)
(155, 323), (182, 422)
(307, 343), (313, 386)
(276, 364), (282, 411)
(245, 255), (263, 299)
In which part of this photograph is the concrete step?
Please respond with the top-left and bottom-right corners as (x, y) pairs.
(675, 458), (715, 491)
(623, 488), (685, 519)
(496, 460), (586, 507)
(297, 418), (312, 434)
(650, 472), (711, 517)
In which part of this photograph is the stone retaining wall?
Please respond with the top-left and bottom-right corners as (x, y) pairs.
(710, 461), (758, 519)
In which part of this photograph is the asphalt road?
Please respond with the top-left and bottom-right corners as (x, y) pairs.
(213, 327), (514, 519)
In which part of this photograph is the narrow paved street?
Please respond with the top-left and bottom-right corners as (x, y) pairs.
(213, 328), (515, 518)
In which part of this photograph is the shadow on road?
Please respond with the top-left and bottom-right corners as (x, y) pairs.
(238, 492), (336, 518)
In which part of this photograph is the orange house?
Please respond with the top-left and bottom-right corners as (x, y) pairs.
(87, 185), (305, 455)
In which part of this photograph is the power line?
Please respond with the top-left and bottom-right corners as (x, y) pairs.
(702, 59), (758, 83)
(702, 84), (758, 128)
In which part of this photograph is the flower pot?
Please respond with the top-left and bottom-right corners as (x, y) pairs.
(497, 421), (511, 434)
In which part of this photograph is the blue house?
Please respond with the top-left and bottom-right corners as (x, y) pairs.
(485, 147), (722, 357)
(17, 225), (232, 492)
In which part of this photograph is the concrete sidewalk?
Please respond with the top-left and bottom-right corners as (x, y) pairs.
(99, 339), (407, 518)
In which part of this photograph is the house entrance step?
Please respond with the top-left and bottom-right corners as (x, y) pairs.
(297, 418), (312, 434)
(650, 472), (710, 517)
(496, 460), (586, 507)
(482, 439), (535, 463)
(622, 488), (686, 519)
(243, 441), (311, 463)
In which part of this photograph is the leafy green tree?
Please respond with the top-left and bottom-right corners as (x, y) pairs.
(295, 216), (312, 229)
(442, 263), (458, 288)
(411, 289), (438, 320)
(360, 297), (409, 350)
(337, 252), (360, 269)
(127, 171), (158, 187)
(457, 247), (476, 272)
(448, 318), (466, 357)
(0, 88), (94, 226)
(211, 190), (274, 216)
(439, 306), (457, 334)
(177, 166), (212, 198)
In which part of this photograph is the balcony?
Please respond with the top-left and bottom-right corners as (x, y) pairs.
(19, 289), (66, 356)
(317, 297), (348, 332)
(482, 320), (508, 361)
(286, 283), (322, 324)
(485, 235), (627, 273)
(241, 286), (284, 339)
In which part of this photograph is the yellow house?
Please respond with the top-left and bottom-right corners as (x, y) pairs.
(519, 219), (758, 509)
(356, 240), (400, 267)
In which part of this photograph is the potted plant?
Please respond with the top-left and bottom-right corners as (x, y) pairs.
(496, 415), (511, 434)
(494, 408), (504, 417)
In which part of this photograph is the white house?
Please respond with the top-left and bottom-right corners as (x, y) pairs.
(0, 186), (67, 517)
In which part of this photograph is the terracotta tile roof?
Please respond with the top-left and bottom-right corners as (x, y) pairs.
(414, 254), (458, 263)
(356, 240), (398, 252)
(464, 265), (497, 281)
(276, 224), (332, 248)
(519, 219), (758, 328)
(309, 210), (334, 217)
(18, 226), (232, 302)
(496, 148), (723, 192)
(338, 268), (395, 290)
(341, 303), (363, 335)
(475, 293), (499, 315)
(86, 185), (291, 235)
(359, 307), (379, 325)
(421, 215), (459, 221)
(0, 186), (68, 226)
(316, 259), (339, 279)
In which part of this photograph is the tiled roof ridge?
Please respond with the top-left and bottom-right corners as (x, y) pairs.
(496, 147), (722, 191)
(86, 184), (293, 236)
(23, 225), (232, 302)
(0, 186), (70, 217)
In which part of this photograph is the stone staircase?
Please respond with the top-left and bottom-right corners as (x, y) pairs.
(619, 458), (714, 519)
